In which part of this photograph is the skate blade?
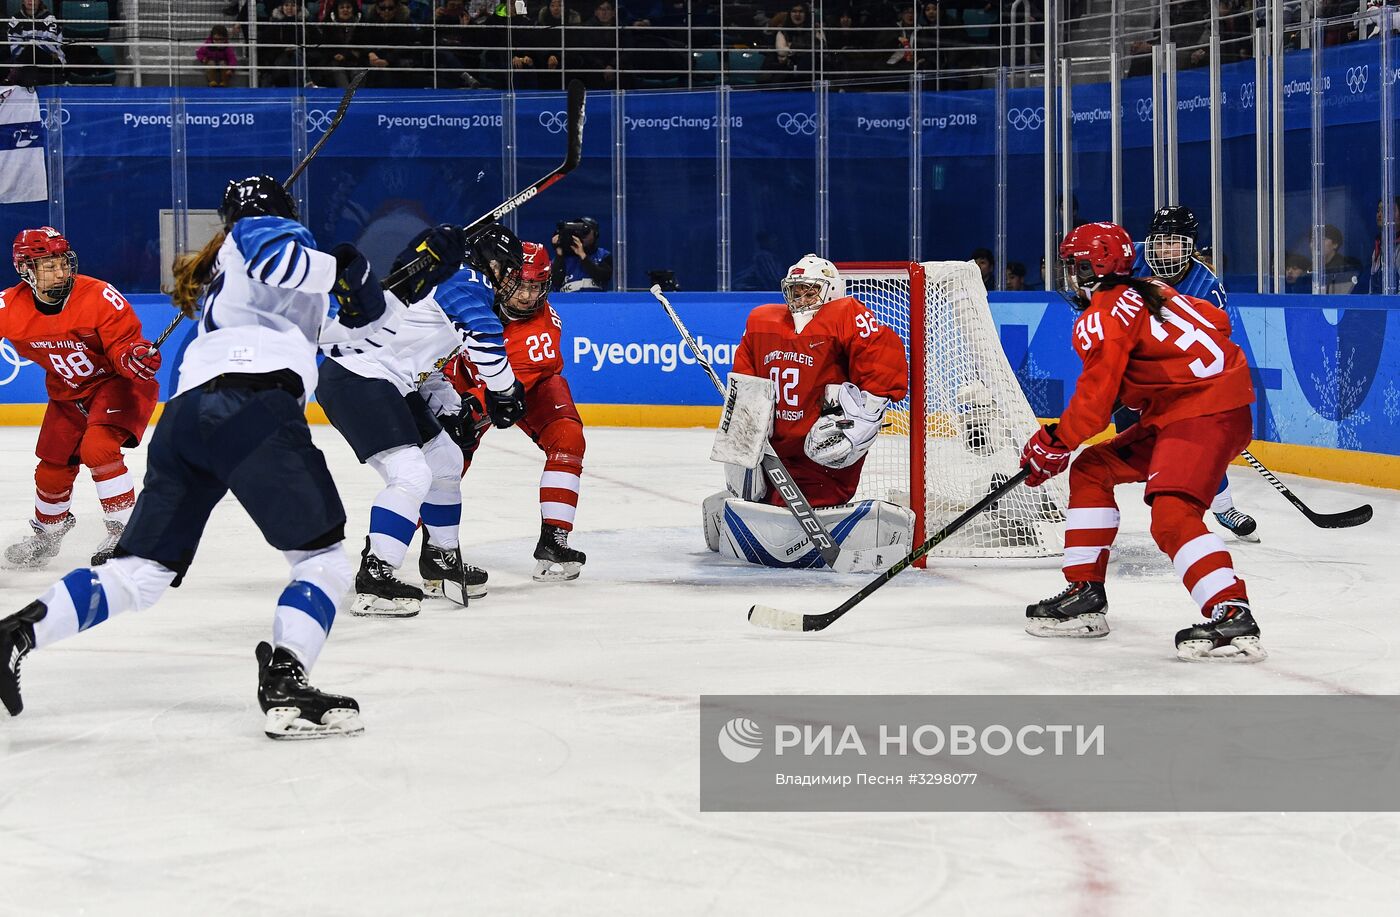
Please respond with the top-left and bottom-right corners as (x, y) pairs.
(263, 706), (365, 740)
(1176, 635), (1268, 663)
(1025, 613), (1109, 639)
(1231, 531), (1261, 544)
(533, 560), (582, 582)
(349, 594), (420, 617)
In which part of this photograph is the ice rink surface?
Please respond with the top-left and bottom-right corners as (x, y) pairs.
(1, 424), (1397, 916)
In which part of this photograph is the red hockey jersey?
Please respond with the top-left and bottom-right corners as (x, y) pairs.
(732, 296), (909, 460)
(1056, 280), (1254, 449)
(450, 303), (565, 391)
(0, 275), (149, 401)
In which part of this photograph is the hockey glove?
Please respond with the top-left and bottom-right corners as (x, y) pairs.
(390, 224), (466, 304)
(803, 382), (889, 469)
(485, 380), (527, 429)
(116, 340), (162, 381)
(330, 243), (387, 328)
(440, 391), (491, 459)
(1021, 424), (1072, 487)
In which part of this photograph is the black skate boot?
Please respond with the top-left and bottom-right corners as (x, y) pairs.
(533, 523), (585, 582)
(0, 601), (47, 716)
(255, 641), (363, 739)
(351, 538), (423, 617)
(1174, 600), (1266, 663)
(1025, 581), (1109, 638)
(419, 539), (487, 604)
(1213, 507), (1260, 543)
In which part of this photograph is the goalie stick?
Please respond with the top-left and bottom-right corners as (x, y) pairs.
(749, 468), (1032, 632)
(155, 70), (369, 350)
(382, 79), (587, 300)
(649, 285), (849, 571)
(1240, 449), (1372, 529)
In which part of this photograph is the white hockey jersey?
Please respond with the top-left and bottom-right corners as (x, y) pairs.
(175, 216), (396, 399)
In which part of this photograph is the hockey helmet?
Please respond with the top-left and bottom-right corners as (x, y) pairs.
(781, 254), (844, 315)
(13, 227), (77, 306)
(1144, 204), (1199, 280)
(1058, 222), (1135, 307)
(465, 222), (525, 304)
(501, 240), (551, 321)
(219, 175), (298, 228)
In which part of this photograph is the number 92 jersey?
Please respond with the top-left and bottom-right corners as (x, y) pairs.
(732, 296), (909, 459)
(0, 275), (146, 401)
(1056, 279), (1254, 450)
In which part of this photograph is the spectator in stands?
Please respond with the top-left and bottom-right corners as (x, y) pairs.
(1283, 253), (1312, 294)
(360, 0), (426, 87)
(971, 246), (994, 290)
(5, 0), (64, 87)
(1354, 196), (1400, 294)
(433, 0), (484, 88)
(537, 0), (581, 26)
(879, 3), (919, 72)
(1312, 224), (1361, 293)
(551, 216), (613, 292)
(824, 6), (872, 74)
(261, 0), (309, 88)
(575, 0), (620, 89)
(528, 0), (576, 89)
(197, 25), (239, 87)
(1005, 261), (1027, 291)
(477, 1), (540, 90)
(314, 0), (366, 88)
(1350, 0), (1392, 41)
(775, 3), (821, 79)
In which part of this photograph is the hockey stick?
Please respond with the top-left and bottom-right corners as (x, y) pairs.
(1240, 449), (1373, 529)
(155, 70), (370, 350)
(382, 79), (587, 299)
(649, 285), (847, 570)
(749, 468), (1032, 632)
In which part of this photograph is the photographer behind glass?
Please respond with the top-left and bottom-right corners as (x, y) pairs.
(550, 216), (613, 292)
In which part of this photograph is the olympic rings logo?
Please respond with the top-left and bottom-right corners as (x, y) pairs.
(304, 109), (335, 133)
(1240, 82), (1255, 109)
(1135, 98), (1153, 122)
(776, 112), (816, 135)
(1006, 107), (1044, 131)
(0, 339), (33, 386)
(40, 104), (69, 129)
(1347, 65), (1369, 94)
(539, 110), (568, 133)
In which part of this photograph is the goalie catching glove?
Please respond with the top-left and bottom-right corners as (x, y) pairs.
(803, 382), (889, 469)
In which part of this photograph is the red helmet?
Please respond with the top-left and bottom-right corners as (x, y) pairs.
(500, 241), (551, 321)
(13, 227), (77, 306)
(1058, 222), (1134, 305)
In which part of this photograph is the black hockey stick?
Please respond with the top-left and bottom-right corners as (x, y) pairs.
(1240, 449), (1373, 529)
(155, 70), (369, 350)
(650, 285), (847, 570)
(383, 79), (587, 299)
(749, 468), (1032, 632)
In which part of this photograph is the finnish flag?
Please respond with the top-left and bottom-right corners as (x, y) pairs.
(0, 85), (47, 204)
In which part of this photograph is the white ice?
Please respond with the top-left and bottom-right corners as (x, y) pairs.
(1, 424), (1398, 916)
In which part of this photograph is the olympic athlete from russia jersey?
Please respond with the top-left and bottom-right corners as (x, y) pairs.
(435, 241), (588, 582)
(1019, 222), (1264, 663)
(0, 227), (161, 570)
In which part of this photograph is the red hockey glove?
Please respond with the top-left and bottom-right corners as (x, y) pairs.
(117, 341), (162, 381)
(1021, 424), (1072, 487)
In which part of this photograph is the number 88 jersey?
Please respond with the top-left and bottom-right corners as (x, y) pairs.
(0, 275), (146, 401)
(1056, 279), (1254, 450)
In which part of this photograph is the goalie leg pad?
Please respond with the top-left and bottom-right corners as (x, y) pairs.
(725, 461), (768, 501)
(710, 373), (776, 467)
(712, 498), (914, 570)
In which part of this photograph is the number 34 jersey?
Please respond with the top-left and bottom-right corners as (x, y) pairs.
(0, 275), (148, 402)
(732, 296), (909, 459)
(1055, 280), (1254, 450)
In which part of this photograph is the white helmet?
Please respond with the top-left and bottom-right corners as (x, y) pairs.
(781, 254), (844, 314)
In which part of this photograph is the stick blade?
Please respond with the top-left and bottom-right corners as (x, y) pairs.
(563, 79), (586, 171)
(748, 604), (806, 632)
(1312, 503), (1373, 528)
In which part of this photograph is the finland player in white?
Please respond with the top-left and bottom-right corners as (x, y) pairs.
(317, 224), (528, 616)
(0, 176), (394, 738)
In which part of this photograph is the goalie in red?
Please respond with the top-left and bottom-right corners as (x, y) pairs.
(1019, 222), (1263, 662)
(702, 254), (912, 568)
(1, 228), (160, 569)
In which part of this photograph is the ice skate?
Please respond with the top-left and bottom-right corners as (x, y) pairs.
(255, 641), (363, 739)
(90, 519), (124, 566)
(1175, 600), (1267, 663)
(351, 539), (423, 617)
(533, 523), (585, 582)
(419, 539), (487, 603)
(1213, 507), (1260, 543)
(1025, 581), (1109, 637)
(4, 515), (77, 569)
(0, 601), (47, 716)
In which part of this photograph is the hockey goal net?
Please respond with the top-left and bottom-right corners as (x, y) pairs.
(838, 261), (1067, 560)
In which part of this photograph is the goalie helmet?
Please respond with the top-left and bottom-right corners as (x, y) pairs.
(1058, 222), (1135, 308)
(13, 227), (77, 306)
(1143, 205), (1199, 280)
(219, 175), (298, 228)
(781, 254), (844, 315)
(500, 241), (551, 321)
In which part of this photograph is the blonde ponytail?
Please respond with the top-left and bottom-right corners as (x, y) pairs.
(167, 230), (226, 318)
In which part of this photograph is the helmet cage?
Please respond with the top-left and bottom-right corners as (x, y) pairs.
(1144, 232), (1194, 279)
(14, 229), (78, 306)
(499, 274), (548, 321)
(781, 275), (832, 314)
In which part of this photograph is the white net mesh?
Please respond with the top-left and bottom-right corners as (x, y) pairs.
(843, 261), (1068, 558)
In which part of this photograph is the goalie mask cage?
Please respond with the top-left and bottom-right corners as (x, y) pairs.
(836, 261), (1068, 561)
